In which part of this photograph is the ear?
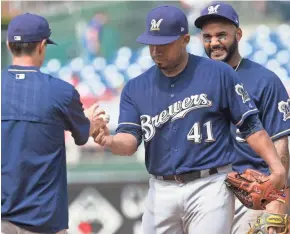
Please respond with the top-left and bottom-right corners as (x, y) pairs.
(236, 28), (242, 42)
(183, 34), (191, 46)
(38, 40), (47, 54)
(6, 41), (11, 52)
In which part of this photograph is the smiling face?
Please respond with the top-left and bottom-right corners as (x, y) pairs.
(201, 18), (242, 63)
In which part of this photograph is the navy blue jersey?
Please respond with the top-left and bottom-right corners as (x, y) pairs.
(1, 65), (90, 233)
(231, 59), (290, 174)
(116, 54), (259, 176)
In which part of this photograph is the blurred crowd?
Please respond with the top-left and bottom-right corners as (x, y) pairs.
(40, 23), (290, 111)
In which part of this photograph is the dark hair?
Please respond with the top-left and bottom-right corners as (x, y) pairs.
(8, 42), (40, 56)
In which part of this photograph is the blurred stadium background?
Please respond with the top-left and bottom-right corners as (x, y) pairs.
(1, 1), (290, 233)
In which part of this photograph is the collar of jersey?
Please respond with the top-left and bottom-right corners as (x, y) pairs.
(8, 65), (40, 72)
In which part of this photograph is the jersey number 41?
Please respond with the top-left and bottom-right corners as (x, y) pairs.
(187, 121), (216, 143)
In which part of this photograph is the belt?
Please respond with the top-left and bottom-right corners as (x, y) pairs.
(153, 166), (230, 184)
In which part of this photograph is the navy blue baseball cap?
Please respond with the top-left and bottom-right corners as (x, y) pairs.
(194, 2), (239, 29)
(7, 13), (56, 44)
(136, 5), (188, 45)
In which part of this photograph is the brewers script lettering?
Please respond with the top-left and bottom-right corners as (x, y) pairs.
(141, 94), (212, 141)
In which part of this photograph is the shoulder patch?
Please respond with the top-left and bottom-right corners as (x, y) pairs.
(235, 83), (250, 103)
(278, 99), (290, 121)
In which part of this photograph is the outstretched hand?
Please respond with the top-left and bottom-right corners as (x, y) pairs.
(84, 103), (107, 136)
(93, 125), (110, 146)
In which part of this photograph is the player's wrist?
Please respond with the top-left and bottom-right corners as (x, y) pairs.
(270, 162), (286, 177)
(89, 124), (96, 137)
(269, 170), (286, 190)
(104, 135), (114, 148)
(272, 165), (286, 177)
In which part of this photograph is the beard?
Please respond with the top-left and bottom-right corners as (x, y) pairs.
(206, 37), (238, 62)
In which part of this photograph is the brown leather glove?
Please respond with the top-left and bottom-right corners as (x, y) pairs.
(225, 169), (286, 210)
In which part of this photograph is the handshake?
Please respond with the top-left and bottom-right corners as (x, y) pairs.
(84, 103), (111, 146)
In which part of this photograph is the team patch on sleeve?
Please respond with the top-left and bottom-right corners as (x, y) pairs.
(278, 99), (290, 121)
(235, 83), (250, 103)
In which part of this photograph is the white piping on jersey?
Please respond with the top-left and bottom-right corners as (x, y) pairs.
(271, 129), (290, 140)
(8, 69), (38, 72)
(234, 59), (290, 140)
(235, 109), (258, 127)
(118, 122), (141, 127)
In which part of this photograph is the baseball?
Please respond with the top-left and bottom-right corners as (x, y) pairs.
(100, 113), (110, 123)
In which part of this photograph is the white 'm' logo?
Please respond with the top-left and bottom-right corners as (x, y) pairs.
(208, 5), (220, 14)
(278, 99), (290, 121)
(150, 19), (163, 31)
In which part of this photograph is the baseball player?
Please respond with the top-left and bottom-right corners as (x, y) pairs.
(194, 2), (290, 234)
(1, 13), (107, 233)
(94, 5), (286, 234)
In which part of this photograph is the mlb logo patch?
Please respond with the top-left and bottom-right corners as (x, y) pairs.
(16, 74), (25, 80)
(14, 36), (21, 41)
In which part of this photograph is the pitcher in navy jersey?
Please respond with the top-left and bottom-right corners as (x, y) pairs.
(195, 2), (290, 234)
(94, 5), (286, 234)
(1, 13), (107, 234)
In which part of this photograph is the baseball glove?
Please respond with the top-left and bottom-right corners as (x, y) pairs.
(247, 212), (289, 234)
(225, 169), (285, 210)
